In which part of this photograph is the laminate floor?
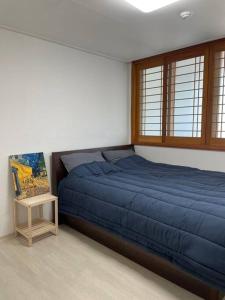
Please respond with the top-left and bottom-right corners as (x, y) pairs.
(0, 225), (217, 300)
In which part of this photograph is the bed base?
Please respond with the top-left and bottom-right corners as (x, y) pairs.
(51, 145), (223, 300)
(60, 213), (223, 300)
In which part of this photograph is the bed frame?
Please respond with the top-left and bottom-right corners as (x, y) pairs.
(51, 144), (223, 300)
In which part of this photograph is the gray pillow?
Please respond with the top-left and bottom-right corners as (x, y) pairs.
(61, 151), (105, 172)
(103, 149), (135, 163)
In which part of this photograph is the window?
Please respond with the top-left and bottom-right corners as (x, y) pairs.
(211, 49), (225, 140)
(140, 65), (163, 137)
(166, 56), (204, 138)
(132, 38), (225, 150)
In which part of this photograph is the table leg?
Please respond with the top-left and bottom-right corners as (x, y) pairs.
(39, 204), (43, 220)
(28, 206), (32, 247)
(13, 201), (18, 237)
(54, 199), (58, 235)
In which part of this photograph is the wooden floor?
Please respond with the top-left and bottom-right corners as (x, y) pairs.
(0, 225), (220, 300)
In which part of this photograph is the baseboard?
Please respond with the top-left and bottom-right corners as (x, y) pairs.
(0, 233), (14, 241)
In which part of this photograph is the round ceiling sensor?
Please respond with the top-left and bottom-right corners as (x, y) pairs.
(180, 11), (193, 19)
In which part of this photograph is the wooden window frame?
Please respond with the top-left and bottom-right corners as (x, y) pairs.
(132, 37), (225, 151)
(132, 57), (165, 145)
(207, 40), (225, 149)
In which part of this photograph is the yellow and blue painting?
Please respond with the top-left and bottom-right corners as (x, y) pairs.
(9, 152), (49, 200)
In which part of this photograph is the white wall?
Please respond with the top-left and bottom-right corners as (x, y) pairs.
(0, 28), (130, 237)
(135, 146), (225, 172)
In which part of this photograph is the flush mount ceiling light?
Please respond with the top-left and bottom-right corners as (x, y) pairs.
(180, 10), (193, 19)
(125, 0), (182, 13)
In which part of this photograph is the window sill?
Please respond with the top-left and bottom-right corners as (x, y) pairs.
(133, 140), (225, 152)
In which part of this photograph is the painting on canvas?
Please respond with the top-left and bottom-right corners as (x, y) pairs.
(9, 152), (49, 200)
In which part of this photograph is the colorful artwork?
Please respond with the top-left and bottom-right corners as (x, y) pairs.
(9, 152), (49, 200)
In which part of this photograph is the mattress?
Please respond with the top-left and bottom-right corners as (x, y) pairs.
(58, 155), (225, 291)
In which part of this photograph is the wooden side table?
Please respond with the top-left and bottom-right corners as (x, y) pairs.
(13, 193), (58, 246)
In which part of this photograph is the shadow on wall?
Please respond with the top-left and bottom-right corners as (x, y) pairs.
(7, 158), (46, 230)
(6, 164), (15, 234)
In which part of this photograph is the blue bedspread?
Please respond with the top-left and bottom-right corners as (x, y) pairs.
(59, 155), (225, 291)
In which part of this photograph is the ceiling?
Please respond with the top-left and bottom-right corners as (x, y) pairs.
(0, 0), (225, 62)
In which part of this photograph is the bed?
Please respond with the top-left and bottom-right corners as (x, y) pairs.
(52, 145), (225, 300)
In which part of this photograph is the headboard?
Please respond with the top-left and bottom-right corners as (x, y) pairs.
(51, 144), (134, 196)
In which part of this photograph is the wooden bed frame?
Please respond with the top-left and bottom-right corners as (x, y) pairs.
(51, 144), (223, 300)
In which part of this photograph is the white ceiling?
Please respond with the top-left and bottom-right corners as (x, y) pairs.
(0, 0), (225, 62)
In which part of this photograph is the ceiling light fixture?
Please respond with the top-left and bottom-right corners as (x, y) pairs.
(180, 10), (193, 19)
(125, 0), (182, 13)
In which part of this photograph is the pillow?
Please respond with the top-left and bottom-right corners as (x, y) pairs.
(69, 161), (121, 178)
(61, 151), (105, 172)
(102, 149), (135, 163)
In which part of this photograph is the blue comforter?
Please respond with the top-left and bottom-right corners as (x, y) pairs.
(59, 155), (225, 291)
